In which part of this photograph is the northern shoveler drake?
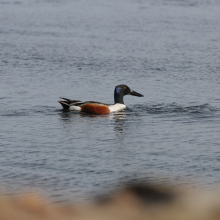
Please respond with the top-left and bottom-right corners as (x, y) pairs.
(58, 84), (144, 115)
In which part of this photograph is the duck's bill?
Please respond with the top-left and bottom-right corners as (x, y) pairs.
(129, 90), (144, 97)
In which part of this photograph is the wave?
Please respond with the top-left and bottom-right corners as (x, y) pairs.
(128, 103), (219, 115)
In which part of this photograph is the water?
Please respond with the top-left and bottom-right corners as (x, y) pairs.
(1, 0), (220, 202)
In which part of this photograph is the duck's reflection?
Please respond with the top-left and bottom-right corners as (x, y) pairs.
(59, 109), (109, 120)
(58, 109), (127, 141)
(58, 109), (111, 128)
(112, 112), (126, 141)
(59, 109), (82, 121)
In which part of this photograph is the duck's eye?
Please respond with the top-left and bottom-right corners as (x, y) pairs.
(124, 86), (126, 89)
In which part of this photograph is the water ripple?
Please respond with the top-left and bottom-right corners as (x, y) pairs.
(130, 103), (219, 115)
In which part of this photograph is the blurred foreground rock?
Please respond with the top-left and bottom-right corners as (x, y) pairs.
(1, 183), (220, 220)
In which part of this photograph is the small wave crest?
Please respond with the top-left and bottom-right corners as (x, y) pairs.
(0, 106), (57, 117)
(129, 103), (218, 115)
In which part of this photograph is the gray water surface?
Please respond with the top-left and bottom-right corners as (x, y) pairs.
(1, 0), (220, 202)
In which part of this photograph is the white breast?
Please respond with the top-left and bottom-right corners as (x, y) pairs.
(108, 104), (126, 112)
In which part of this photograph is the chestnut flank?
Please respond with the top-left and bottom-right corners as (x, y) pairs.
(81, 104), (110, 115)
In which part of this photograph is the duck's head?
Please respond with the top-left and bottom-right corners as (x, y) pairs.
(114, 84), (144, 104)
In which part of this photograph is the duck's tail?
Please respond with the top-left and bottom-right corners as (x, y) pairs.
(58, 97), (84, 110)
(57, 101), (70, 109)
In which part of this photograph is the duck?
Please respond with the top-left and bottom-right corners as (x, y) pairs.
(58, 84), (144, 115)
